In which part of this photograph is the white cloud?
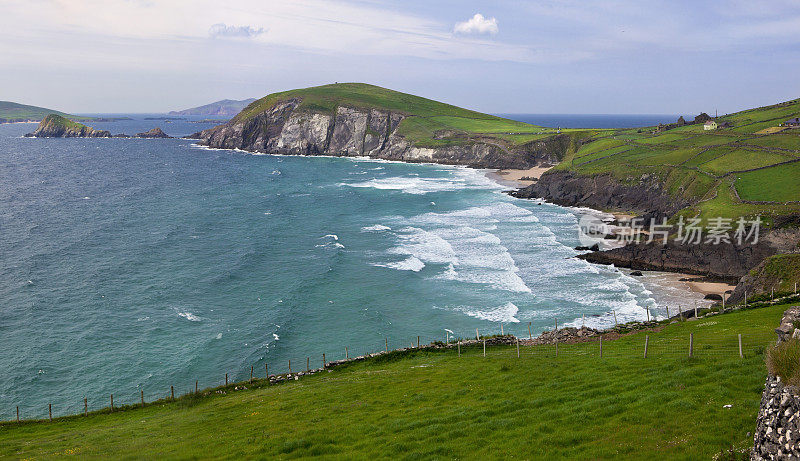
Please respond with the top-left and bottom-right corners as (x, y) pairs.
(209, 23), (265, 39)
(454, 14), (498, 35)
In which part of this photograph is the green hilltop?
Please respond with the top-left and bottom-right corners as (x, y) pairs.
(0, 101), (92, 123)
(234, 82), (565, 148)
(551, 98), (800, 226)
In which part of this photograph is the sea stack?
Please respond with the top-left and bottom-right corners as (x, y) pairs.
(25, 114), (111, 138)
(134, 127), (171, 138)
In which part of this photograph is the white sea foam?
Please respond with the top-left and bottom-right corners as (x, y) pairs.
(375, 256), (426, 272)
(175, 310), (201, 322)
(273, 333), (280, 341)
(456, 302), (520, 323)
(361, 224), (391, 232)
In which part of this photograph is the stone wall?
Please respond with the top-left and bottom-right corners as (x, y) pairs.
(751, 306), (800, 459)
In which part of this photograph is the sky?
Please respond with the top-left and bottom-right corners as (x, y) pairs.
(1, 0), (799, 115)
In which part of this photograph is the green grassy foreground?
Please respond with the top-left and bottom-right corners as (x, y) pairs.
(0, 303), (789, 459)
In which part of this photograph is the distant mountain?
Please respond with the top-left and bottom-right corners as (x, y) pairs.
(0, 101), (93, 124)
(168, 99), (257, 117)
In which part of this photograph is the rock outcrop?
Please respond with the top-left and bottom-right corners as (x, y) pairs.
(189, 98), (567, 169)
(134, 127), (171, 138)
(25, 114), (111, 138)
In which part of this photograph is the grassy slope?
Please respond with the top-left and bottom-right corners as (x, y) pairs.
(0, 303), (788, 459)
(0, 101), (92, 122)
(232, 83), (581, 148)
(554, 98), (800, 225)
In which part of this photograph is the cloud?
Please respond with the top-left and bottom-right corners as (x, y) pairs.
(454, 14), (498, 35)
(209, 23), (265, 39)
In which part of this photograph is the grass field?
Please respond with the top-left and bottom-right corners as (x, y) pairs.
(553, 98), (800, 225)
(0, 303), (789, 459)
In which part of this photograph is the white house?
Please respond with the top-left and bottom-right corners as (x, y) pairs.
(703, 120), (718, 130)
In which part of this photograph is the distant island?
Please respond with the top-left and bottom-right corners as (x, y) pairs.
(24, 114), (171, 138)
(0, 101), (94, 124)
(168, 98), (256, 117)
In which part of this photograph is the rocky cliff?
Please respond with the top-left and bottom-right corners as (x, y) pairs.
(134, 127), (171, 138)
(190, 98), (566, 169)
(25, 114), (111, 138)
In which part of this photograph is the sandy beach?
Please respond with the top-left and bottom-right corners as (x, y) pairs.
(487, 166), (552, 187)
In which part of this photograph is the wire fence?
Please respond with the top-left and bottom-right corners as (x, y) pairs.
(5, 320), (771, 423)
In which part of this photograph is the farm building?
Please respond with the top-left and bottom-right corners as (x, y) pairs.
(703, 120), (718, 130)
(782, 118), (800, 127)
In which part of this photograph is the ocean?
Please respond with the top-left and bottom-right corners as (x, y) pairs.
(0, 115), (711, 419)
(497, 113), (681, 129)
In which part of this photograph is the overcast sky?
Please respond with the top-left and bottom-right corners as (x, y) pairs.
(2, 0), (799, 114)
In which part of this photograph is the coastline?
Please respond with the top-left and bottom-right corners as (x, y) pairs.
(486, 167), (736, 307)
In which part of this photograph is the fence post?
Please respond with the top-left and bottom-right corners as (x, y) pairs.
(738, 334), (743, 358)
(323, 353), (326, 367)
(49, 403), (52, 421)
(84, 397), (88, 416)
(195, 380), (198, 393)
(385, 338), (388, 352)
(225, 373), (228, 386)
(265, 363), (269, 379)
(483, 339), (486, 357)
(346, 346), (349, 359)
(722, 295), (725, 311)
(141, 390), (144, 406)
(582, 314), (585, 328)
(516, 338), (520, 358)
(613, 310), (617, 327)
(689, 333), (694, 357)
(772, 287), (774, 301)
(476, 329), (479, 341)
(745, 291), (747, 307)
(501, 323), (504, 335)
(646, 308), (650, 322)
(694, 302), (698, 319)
(458, 341), (461, 357)
(16, 406), (19, 422)
(288, 360), (291, 374)
(250, 366), (254, 383)
(111, 394), (114, 411)
(644, 335), (649, 358)
(170, 386), (175, 400)
(666, 306), (669, 319)
(678, 305), (682, 321)
(528, 322), (532, 340)
(600, 336), (603, 358)
(417, 336), (420, 348)
(307, 357), (310, 372)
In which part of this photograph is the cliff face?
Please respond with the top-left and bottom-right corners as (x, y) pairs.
(191, 99), (564, 169)
(25, 114), (111, 138)
(512, 170), (686, 218)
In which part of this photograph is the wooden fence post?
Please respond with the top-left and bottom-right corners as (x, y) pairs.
(483, 339), (486, 357)
(323, 353), (326, 367)
(738, 334), (743, 358)
(84, 398), (88, 416)
(307, 357), (310, 372)
(501, 323), (504, 335)
(689, 333), (694, 357)
(111, 394), (114, 411)
(694, 302), (698, 319)
(722, 295), (725, 311)
(250, 366), (254, 383)
(458, 341), (461, 357)
(195, 381), (198, 393)
(516, 338), (520, 358)
(288, 360), (291, 374)
(16, 406), (19, 422)
(49, 403), (52, 421)
(582, 314), (585, 328)
(613, 311), (617, 327)
(678, 305), (682, 321)
(141, 390), (144, 406)
(646, 308), (650, 322)
(225, 373), (228, 385)
(666, 306), (670, 319)
(265, 363), (269, 379)
(418, 336), (420, 348)
(475, 329), (479, 341)
(385, 338), (388, 352)
(171, 386), (175, 400)
(528, 322), (532, 340)
(345, 346), (349, 359)
(644, 335), (649, 358)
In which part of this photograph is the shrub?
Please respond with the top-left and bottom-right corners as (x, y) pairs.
(766, 338), (800, 386)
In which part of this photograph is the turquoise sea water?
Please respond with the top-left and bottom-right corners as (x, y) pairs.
(0, 117), (711, 419)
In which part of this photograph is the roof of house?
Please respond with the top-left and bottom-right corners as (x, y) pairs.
(785, 118), (800, 123)
(704, 120), (717, 125)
